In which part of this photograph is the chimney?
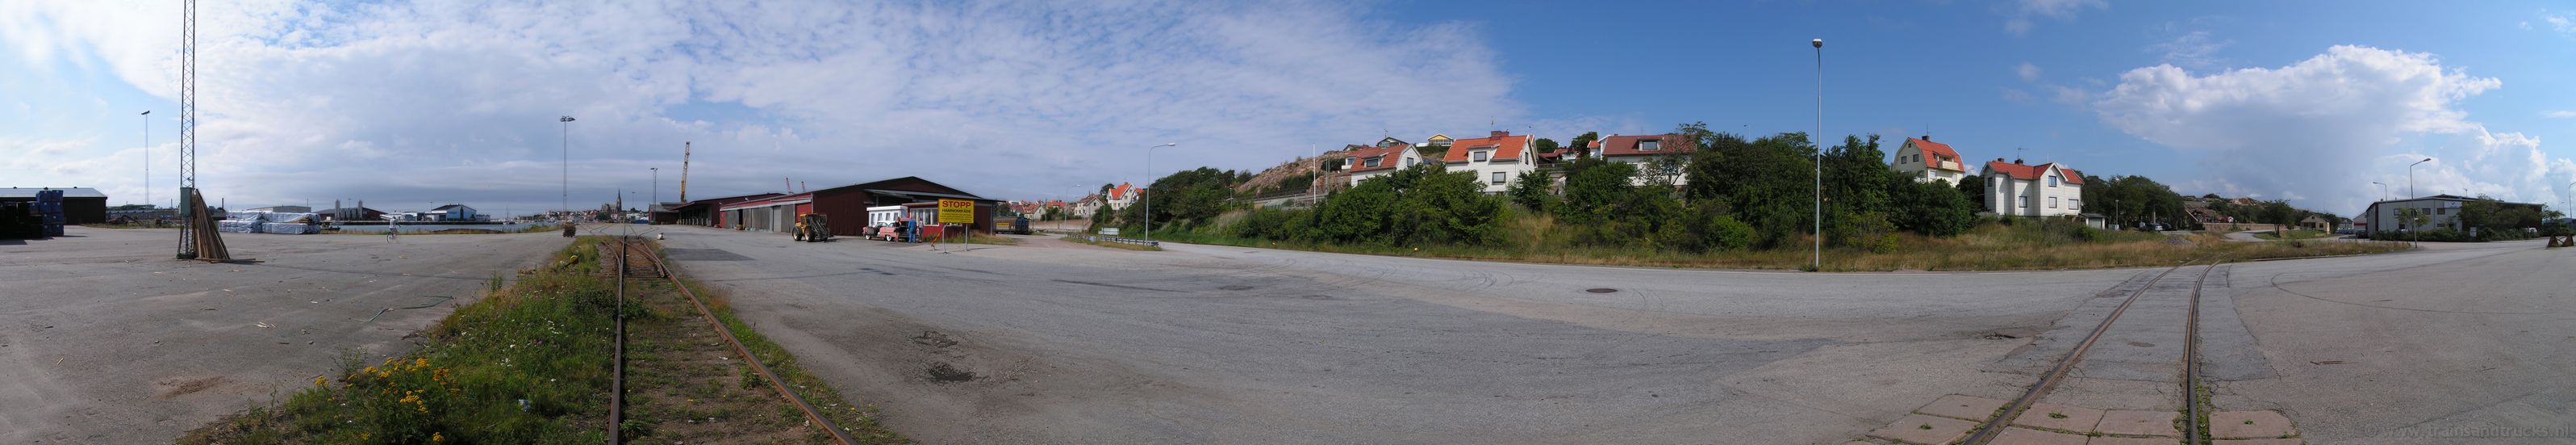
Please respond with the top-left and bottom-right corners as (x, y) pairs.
(1920, 135), (1931, 141)
(1490, 130), (1509, 138)
(2013, 158), (2024, 164)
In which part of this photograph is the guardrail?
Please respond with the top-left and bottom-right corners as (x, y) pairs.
(1067, 233), (1160, 247)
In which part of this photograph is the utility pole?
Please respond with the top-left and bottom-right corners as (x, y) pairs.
(1810, 38), (1824, 271)
(561, 116), (576, 221)
(142, 111), (152, 209)
(679, 142), (691, 203)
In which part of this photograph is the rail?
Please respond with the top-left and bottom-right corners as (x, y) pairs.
(1067, 233), (1160, 247)
(609, 235), (856, 445)
(1962, 256), (2224, 445)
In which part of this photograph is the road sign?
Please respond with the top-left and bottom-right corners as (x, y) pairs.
(1101, 228), (1121, 236)
(938, 199), (973, 225)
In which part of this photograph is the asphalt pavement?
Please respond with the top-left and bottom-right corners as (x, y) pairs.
(0, 227), (566, 443)
(654, 225), (2154, 443)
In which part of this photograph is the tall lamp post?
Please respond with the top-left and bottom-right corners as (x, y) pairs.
(2407, 157), (2432, 199)
(141, 111), (152, 209)
(1810, 38), (1824, 271)
(2372, 182), (2387, 202)
(1143, 142), (1176, 241)
(560, 115), (576, 221)
(650, 167), (660, 207)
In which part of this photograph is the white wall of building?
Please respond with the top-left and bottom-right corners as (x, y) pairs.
(1986, 167), (2083, 217)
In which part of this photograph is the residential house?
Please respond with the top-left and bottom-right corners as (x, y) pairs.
(2298, 214), (2331, 230)
(1105, 183), (1142, 210)
(1442, 131), (1539, 194)
(1889, 136), (1969, 184)
(1592, 134), (1697, 186)
(1346, 141), (1426, 186)
(1983, 159), (2086, 218)
(1067, 193), (1103, 217)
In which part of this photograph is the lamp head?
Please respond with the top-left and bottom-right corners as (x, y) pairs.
(559, 116), (576, 123)
(1811, 39), (1823, 48)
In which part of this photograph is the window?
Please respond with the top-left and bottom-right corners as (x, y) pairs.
(1491, 171), (1507, 185)
(2436, 208), (2447, 215)
(1472, 150), (1490, 162)
(2048, 176), (2059, 187)
(2070, 199), (2080, 210)
(2050, 197), (2059, 208)
(1639, 140), (1661, 151)
(2020, 195), (2031, 208)
(1364, 156), (1381, 168)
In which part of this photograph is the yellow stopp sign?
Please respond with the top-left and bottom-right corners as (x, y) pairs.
(937, 199), (973, 224)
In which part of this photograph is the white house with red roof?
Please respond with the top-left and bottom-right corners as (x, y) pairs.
(1105, 183), (1142, 210)
(1890, 136), (1969, 184)
(1983, 159), (2085, 217)
(1442, 130), (1538, 194)
(1346, 141), (1426, 186)
(1589, 134), (1697, 186)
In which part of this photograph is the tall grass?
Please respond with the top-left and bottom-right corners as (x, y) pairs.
(185, 237), (624, 444)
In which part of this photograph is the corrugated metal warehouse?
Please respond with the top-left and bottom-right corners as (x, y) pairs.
(707, 177), (999, 236)
(0, 187), (108, 225)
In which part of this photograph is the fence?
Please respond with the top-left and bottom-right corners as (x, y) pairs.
(1067, 233), (1159, 247)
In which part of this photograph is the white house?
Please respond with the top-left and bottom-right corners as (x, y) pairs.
(1346, 141), (1426, 186)
(1104, 183), (1141, 210)
(1590, 134), (1696, 186)
(1983, 159), (2085, 217)
(1442, 131), (1539, 194)
(1890, 136), (1969, 184)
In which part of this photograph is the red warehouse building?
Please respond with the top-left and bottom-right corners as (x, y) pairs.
(713, 176), (999, 237)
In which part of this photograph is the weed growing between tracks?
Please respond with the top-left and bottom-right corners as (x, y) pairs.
(179, 236), (904, 444)
(1060, 236), (1163, 251)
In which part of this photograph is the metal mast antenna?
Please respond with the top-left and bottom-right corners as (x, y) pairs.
(176, 0), (200, 258)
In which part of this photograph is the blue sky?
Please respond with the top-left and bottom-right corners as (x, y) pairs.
(3, 0), (2572, 216)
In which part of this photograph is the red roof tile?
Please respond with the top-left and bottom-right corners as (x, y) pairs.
(1442, 132), (1530, 163)
(1984, 161), (2085, 184)
(1905, 138), (1965, 172)
(1597, 134), (1696, 157)
(1345, 143), (1414, 173)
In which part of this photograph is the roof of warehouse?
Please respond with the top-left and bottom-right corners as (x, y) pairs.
(0, 187), (107, 199)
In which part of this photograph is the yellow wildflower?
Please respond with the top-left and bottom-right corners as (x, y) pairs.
(312, 376), (328, 386)
(431, 432), (444, 443)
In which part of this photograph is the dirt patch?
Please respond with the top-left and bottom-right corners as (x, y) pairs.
(428, 229), (503, 234)
(155, 376), (230, 399)
(910, 331), (958, 348)
(923, 362), (979, 384)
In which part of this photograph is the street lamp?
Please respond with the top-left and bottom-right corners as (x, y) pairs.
(2407, 157), (2432, 199)
(560, 115), (576, 221)
(1810, 38), (1824, 271)
(2371, 182), (2386, 202)
(141, 111), (152, 209)
(650, 167), (660, 208)
(1143, 142), (1177, 241)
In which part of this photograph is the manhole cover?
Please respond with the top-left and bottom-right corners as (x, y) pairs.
(1585, 288), (1619, 294)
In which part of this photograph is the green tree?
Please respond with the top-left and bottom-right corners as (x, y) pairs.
(1556, 157), (1635, 226)
(1533, 138), (1561, 155)
(1506, 169), (1555, 213)
(2260, 199), (2298, 237)
(1889, 178), (1980, 237)
(1568, 132), (1601, 157)
(1955, 174), (1985, 211)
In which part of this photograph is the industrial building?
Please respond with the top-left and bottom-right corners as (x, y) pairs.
(665, 193), (782, 227)
(0, 187), (107, 225)
(709, 176), (1000, 236)
(2361, 194), (2544, 238)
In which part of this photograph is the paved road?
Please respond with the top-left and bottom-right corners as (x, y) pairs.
(2219, 241), (2576, 444)
(0, 227), (566, 443)
(656, 225), (2154, 443)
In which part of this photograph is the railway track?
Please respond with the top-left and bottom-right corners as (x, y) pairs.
(605, 234), (855, 445)
(1961, 258), (2226, 445)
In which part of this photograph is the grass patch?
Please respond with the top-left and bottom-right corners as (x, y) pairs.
(1150, 218), (2410, 271)
(1060, 236), (1163, 251)
(179, 236), (904, 444)
(2250, 229), (2329, 240)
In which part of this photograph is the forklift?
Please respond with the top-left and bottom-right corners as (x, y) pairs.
(793, 212), (833, 242)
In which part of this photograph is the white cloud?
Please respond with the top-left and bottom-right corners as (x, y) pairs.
(0, 0), (1526, 212)
(1999, 0), (2106, 36)
(2147, 30), (2232, 70)
(2548, 111), (2576, 119)
(2547, 11), (2574, 33)
(2093, 45), (2571, 214)
(2015, 62), (2042, 82)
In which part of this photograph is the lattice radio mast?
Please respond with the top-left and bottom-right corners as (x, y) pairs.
(175, 0), (228, 260)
